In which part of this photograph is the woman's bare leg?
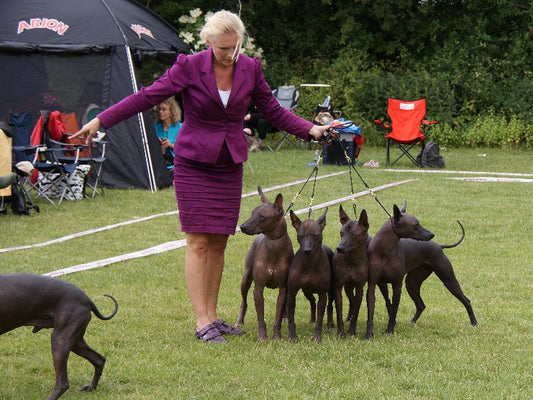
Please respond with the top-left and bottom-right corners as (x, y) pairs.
(184, 232), (228, 331)
(205, 233), (229, 321)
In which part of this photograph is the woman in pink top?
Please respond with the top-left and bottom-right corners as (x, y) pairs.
(73, 10), (328, 343)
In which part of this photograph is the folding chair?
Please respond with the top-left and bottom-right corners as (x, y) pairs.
(27, 110), (84, 204)
(62, 131), (107, 198)
(266, 85), (300, 152)
(374, 99), (437, 167)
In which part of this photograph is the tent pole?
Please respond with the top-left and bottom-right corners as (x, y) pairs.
(124, 45), (158, 193)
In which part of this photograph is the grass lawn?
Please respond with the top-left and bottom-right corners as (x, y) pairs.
(1, 143), (532, 399)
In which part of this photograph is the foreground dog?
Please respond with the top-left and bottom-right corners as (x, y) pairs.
(365, 204), (478, 339)
(0, 273), (118, 400)
(237, 187), (294, 341)
(332, 206), (372, 337)
(287, 209), (333, 343)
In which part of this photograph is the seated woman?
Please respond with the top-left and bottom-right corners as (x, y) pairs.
(154, 97), (182, 169)
(243, 103), (275, 151)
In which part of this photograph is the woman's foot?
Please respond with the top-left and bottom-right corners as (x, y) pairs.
(195, 323), (226, 343)
(213, 319), (245, 335)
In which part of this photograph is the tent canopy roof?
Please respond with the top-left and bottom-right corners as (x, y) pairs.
(0, 0), (188, 54)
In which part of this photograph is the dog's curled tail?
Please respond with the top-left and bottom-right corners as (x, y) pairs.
(91, 294), (119, 320)
(440, 221), (465, 249)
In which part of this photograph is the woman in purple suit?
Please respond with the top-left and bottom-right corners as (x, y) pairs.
(73, 10), (329, 342)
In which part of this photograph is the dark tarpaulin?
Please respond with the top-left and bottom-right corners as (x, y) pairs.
(0, 0), (189, 190)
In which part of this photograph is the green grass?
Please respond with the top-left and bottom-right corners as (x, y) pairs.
(1, 144), (532, 399)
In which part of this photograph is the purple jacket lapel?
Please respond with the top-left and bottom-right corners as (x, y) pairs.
(199, 50), (223, 109)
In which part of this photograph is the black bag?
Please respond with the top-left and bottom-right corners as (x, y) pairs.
(323, 140), (358, 166)
(417, 142), (445, 168)
(10, 182), (31, 215)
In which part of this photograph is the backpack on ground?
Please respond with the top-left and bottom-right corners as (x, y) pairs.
(417, 142), (445, 168)
(10, 181), (31, 215)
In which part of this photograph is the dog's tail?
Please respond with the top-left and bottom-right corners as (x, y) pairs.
(440, 221), (465, 249)
(91, 294), (119, 320)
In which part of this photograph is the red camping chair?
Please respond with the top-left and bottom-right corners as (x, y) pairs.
(374, 99), (437, 167)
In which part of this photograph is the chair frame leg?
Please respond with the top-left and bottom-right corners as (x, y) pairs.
(386, 140), (423, 167)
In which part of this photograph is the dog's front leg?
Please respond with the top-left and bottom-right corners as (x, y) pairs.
(236, 262), (253, 328)
(314, 292), (327, 343)
(272, 287), (287, 340)
(364, 282), (377, 339)
(334, 286), (345, 338)
(349, 283), (365, 336)
(386, 281), (402, 334)
(253, 284), (268, 341)
(286, 289), (298, 343)
(303, 291), (316, 323)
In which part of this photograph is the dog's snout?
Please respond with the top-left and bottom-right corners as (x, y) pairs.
(337, 246), (345, 254)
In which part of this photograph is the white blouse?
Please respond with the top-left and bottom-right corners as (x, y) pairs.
(218, 89), (231, 107)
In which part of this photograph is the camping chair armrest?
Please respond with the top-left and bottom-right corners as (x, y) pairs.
(50, 138), (88, 150)
(373, 119), (391, 132)
(46, 145), (81, 164)
(422, 119), (438, 135)
(13, 145), (43, 155)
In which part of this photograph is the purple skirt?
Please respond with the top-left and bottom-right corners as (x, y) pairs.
(173, 143), (243, 235)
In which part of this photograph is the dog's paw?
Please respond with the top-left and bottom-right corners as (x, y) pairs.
(257, 334), (268, 342)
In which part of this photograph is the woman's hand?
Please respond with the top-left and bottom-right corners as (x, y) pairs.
(160, 138), (172, 149)
(308, 124), (330, 141)
(70, 117), (101, 143)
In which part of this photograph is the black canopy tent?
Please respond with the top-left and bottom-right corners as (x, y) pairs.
(0, 0), (189, 190)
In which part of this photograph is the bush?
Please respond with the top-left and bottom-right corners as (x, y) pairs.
(463, 111), (533, 148)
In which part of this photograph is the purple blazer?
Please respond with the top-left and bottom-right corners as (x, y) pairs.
(98, 49), (314, 164)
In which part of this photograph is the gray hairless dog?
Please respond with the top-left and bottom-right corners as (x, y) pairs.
(365, 204), (477, 339)
(287, 209), (334, 343)
(0, 273), (118, 400)
(237, 187), (294, 341)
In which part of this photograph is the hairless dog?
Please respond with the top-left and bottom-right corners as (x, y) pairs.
(287, 209), (334, 343)
(365, 204), (477, 339)
(237, 187), (294, 341)
(0, 273), (118, 400)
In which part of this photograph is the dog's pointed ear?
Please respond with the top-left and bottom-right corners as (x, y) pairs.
(274, 193), (283, 214)
(290, 210), (300, 229)
(393, 204), (402, 223)
(359, 209), (369, 229)
(400, 201), (407, 213)
(258, 186), (269, 204)
(318, 208), (328, 229)
(339, 204), (349, 225)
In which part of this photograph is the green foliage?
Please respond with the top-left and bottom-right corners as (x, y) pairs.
(139, 1), (532, 148)
(463, 112), (533, 149)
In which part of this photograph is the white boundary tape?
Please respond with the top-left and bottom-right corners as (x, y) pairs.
(2, 171), (349, 255)
(380, 168), (533, 177)
(448, 177), (533, 183)
(0, 211), (179, 254)
(44, 179), (415, 277)
(45, 240), (187, 277)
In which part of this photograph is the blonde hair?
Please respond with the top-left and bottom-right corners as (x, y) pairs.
(199, 10), (245, 44)
(156, 97), (182, 125)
